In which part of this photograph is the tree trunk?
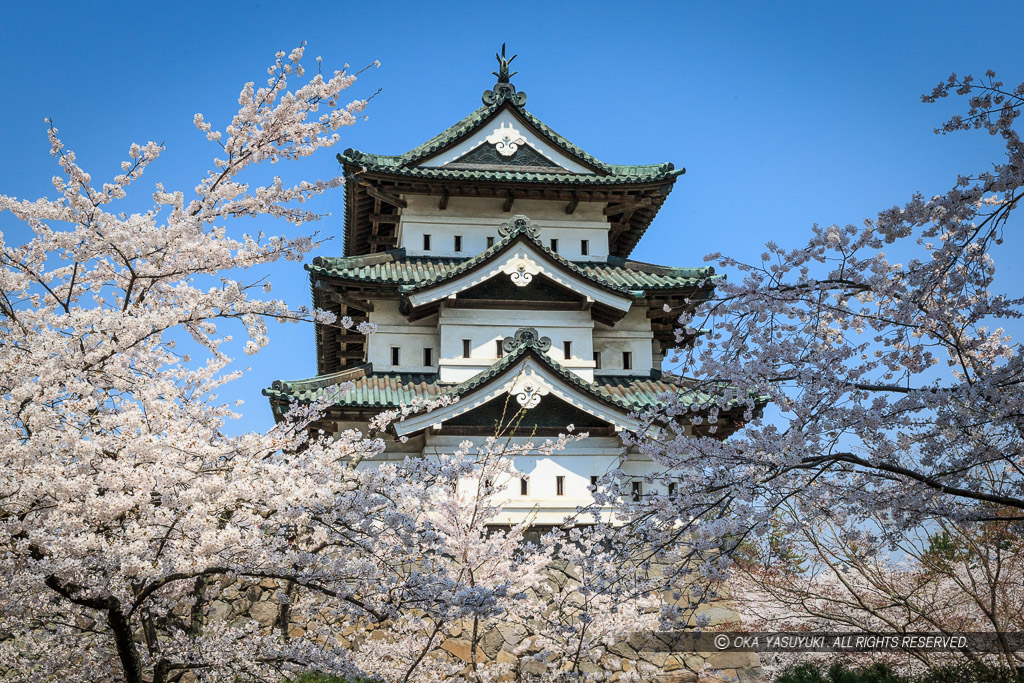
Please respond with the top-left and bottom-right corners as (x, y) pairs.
(107, 607), (144, 683)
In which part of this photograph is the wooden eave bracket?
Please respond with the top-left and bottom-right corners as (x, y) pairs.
(565, 191), (579, 215)
(362, 182), (408, 209)
(503, 190), (515, 213)
(326, 292), (375, 312)
(603, 197), (653, 216)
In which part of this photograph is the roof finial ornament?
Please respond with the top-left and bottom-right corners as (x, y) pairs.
(483, 43), (528, 107)
(493, 43), (517, 84)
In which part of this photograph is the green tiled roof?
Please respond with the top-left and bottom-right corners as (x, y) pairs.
(341, 149), (682, 185)
(264, 347), (746, 417)
(310, 252), (456, 285)
(308, 246), (718, 296)
(393, 102), (495, 166)
(266, 341), (635, 414)
(265, 367), (439, 409)
(395, 225), (637, 299)
(338, 98), (681, 184)
(339, 88), (686, 258)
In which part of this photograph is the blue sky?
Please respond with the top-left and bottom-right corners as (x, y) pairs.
(2, 1), (1021, 434)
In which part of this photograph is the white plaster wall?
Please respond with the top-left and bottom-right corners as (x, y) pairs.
(366, 299), (440, 372)
(593, 305), (655, 377)
(406, 196), (607, 222)
(336, 406), (680, 526)
(427, 434), (621, 525)
(365, 295), (656, 378)
(437, 307), (596, 383)
(398, 196), (610, 261)
(419, 434), (680, 526)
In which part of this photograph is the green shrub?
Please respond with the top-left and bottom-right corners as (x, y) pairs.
(915, 662), (1024, 683)
(776, 661), (1024, 683)
(777, 661), (908, 683)
(289, 674), (377, 683)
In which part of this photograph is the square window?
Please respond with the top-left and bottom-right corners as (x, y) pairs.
(423, 234), (431, 251)
(462, 339), (471, 359)
(556, 475), (565, 496)
(563, 341), (572, 359)
(454, 235), (462, 252)
(581, 239), (589, 256)
(622, 351), (632, 370)
(423, 348), (432, 366)
(391, 346), (400, 366)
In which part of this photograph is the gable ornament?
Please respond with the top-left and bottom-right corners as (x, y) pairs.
(485, 122), (527, 157)
(508, 370), (550, 410)
(499, 251), (540, 287)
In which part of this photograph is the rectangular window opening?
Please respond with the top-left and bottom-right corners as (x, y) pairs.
(520, 477), (529, 496)
(496, 339), (504, 358)
(550, 238), (559, 253)
(563, 340), (572, 359)
(556, 475), (565, 496)
(390, 346), (400, 366)
(581, 239), (589, 256)
(631, 481), (642, 502)
(593, 351), (601, 369)
(668, 481), (678, 498)
(423, 234), (431, 251)
(487, 236), (495, 248)
(622, 351), (633, 370)
(462, 339), (472, 359)
(590, 475), (599, 491)
(423, 347), (432, 367)
(454, 235), (462, 253)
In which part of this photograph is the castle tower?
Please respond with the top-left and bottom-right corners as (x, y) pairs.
(265, 48), (746, 528)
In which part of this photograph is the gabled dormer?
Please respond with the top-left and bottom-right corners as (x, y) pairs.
(306, 237), (717, 377)
(398, 215), (634, 326)
(263, 328), (761, 440)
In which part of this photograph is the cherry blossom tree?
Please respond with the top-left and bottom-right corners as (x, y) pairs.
(9, 37), (1016, 682)
(0, 44), (390, 681)
(730, 504), (1024, 677)
(0, 46), (671, 683)
(626, 70), (1024, 662)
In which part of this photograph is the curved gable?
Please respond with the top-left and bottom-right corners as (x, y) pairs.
(416, 107), (597, 174)
(393, 344), (643, 438)
(399, 222), (635, 316)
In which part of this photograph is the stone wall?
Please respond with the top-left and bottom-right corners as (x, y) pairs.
(205, 576), (764, 682)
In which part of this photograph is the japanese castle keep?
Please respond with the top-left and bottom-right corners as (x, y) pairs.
(264, 49), (747, 528)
